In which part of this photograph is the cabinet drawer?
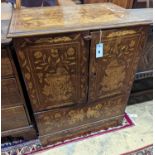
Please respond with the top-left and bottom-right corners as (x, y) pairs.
(1, 48), (14, 78)
(2, 78), (24, 108)
(39, 115), (123, 146)
(35, 94), (127, 136)
(2, 105), (29, 131)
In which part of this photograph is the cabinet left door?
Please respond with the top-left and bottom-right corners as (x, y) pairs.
(14, 32), (89, 112)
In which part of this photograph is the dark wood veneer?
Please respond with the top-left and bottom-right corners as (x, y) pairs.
(1, 15), (37, 140)
(8, 3), (152, 146)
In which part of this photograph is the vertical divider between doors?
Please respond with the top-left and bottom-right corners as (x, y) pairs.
(86, 31), (91, 104)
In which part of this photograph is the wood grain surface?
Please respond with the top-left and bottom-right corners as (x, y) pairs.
(14, 32), (89, 112)
(1, 46), (37, 139)
(8, 3), (152, 38)
(11, 2), (152, 146)
(1, 78), (24, 108)
(39, 115), (123, 146)
(35, 94), (127, 136)
(88, 26), (147, 102)
(14, 25), (149, 145)
(1, 48), (14, 77)
(2, 105), (29, 131)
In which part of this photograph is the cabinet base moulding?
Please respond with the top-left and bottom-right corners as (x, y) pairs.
(39, 115), (123, 146)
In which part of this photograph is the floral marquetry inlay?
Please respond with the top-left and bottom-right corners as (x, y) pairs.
(107, 30), (136, 38)
(36, 94), (127, 135)
(32, 46), (77, 104)
(89, 27), (147, 102)
(42, 76), (74, 101)
(101, 60), (126, 92)
(14, 25), (149, 146)
(15, 33), (89, 112)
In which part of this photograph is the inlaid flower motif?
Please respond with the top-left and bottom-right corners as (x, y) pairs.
(67, 47), (75, 56)
(101, 60), (125, 91)
(129, 40), (136, 48)
(50, 49), (59, 58)
(34, 51), (42, 59)
(42, 76), (73, 101)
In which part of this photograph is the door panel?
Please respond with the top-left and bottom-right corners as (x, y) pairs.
(88, 26), (148, 102)
(15, 32), (89, 112)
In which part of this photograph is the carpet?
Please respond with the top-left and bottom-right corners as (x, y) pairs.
(121, 144), (153, 155)
(1, 113), (134, 155)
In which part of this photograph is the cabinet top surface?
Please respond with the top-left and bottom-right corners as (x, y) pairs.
(8, 3), (152, 38)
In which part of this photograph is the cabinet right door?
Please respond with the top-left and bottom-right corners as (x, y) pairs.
(88, 26), (148, 103)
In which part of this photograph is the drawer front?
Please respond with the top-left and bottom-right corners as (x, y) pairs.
(39, 115), (123, 146)
(2, 106), (29, 131)
(15, 32), (89, 112)
(1, 48), (14, 78)
(88, 26), (148, 102)
(2, 78), (24, 108)
(35, 94), (128, 136)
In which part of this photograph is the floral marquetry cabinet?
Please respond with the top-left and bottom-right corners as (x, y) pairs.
(8, 3), (152, 146)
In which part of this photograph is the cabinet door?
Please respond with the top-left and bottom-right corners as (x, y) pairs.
(15, 32), (89, 112)
(88, 26), (148, 102)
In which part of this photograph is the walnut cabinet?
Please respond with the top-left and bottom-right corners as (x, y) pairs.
(13, 26), (148, 145)
(8, 3), (152, 146)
